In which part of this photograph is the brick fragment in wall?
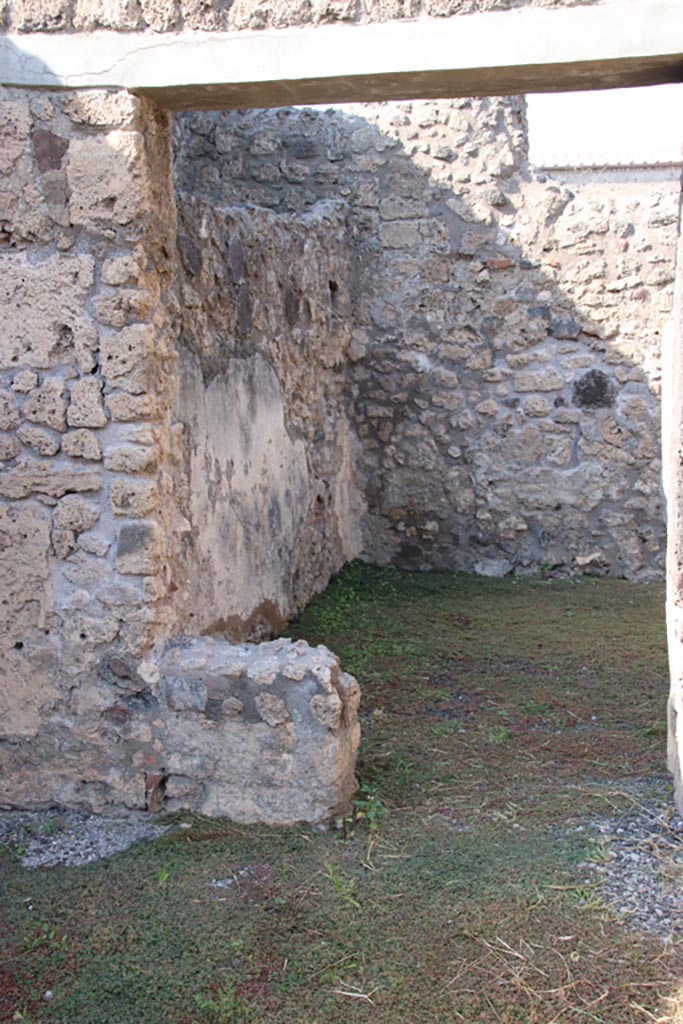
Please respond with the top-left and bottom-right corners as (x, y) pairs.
(32, 129), (69, 173)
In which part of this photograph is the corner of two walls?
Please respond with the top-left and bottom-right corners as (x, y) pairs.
(0, 84), (364, 817)
(0, 79), (678, 816)
(174, 97), (676, 583)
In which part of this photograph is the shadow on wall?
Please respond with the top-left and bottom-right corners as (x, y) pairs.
(172, 96), (676, 586)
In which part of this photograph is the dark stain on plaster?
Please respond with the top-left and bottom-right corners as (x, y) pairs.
(202, 599), (287, 642)
(572, 369), (617, 409)
(284, 287), (300, 325)
(178, 233), (203, 277)
(236, 281), (253, 335)
(228, 235), (246, 279)
(116, 521), (154, 558)
(32, 129), (69, 173)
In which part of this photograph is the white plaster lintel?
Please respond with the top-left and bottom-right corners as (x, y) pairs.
(0, 0), (682, 109)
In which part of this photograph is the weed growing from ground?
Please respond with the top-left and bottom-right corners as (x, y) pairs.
(323, 862), (361, 909)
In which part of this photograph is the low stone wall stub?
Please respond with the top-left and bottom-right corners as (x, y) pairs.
(157, 637), (361, 824)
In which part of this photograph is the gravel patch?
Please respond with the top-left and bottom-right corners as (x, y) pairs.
(0, 809), (169, 867)
(580, 779), (683, 941)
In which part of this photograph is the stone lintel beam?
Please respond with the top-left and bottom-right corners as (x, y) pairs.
(1, 0), (682, 111)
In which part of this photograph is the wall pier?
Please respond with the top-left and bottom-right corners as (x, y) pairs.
(0, 86), (361, 822)
(666, 163), (683, 811)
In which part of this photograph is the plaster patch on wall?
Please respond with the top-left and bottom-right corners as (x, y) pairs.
(176, 351), (311, 638)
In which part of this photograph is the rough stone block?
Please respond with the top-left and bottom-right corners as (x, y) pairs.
(0, 503), (59, 740)
(104, 443), (158, 474)
(106, 392), (158, 421)
(54, 495), (101, 533)
(100, 324), (152, 393)
(0, 389), (20, 430)
(63, 91), (141, 128)
(11, 370), (38, 394)
(0, 253), (96, 371)
(115, 520), (164, 574)
(111, 478), (160, 517)
(164, 675), (208, 712)
(67, 131), (145, 228)
(67, 378), (108, 428)
(379, 220), (422, 249)
(515, 369), (565, 393)
(62, 429), (102, 460)
(157, 637), (360, 824)
(0, 435), (21, 461)
(0, 459), (102, 499)
(22, 379), (68, 431)
(101, 254), (141, 286)
(17, 424), (61, 456)
(0, 96), (31, 176)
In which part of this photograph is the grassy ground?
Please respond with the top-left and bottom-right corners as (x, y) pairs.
(1, 563), (681, 1024)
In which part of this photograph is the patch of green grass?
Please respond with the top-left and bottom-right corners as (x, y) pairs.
(0, 564), (677, 1024)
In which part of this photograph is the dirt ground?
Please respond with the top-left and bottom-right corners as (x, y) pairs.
(1, 564), (681, 1024)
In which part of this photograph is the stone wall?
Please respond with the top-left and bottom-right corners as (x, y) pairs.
(0, 85), (361, 820)
(2, 0), (600, 34)
(172, 195), (363, 640)
(174, 97), (677, 580)
(666, 154), (683, 813)
(0, 85), (182, 809)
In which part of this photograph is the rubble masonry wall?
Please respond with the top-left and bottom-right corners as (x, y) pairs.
(3, 0), (604, 35)
(174, 97), (678, 580)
